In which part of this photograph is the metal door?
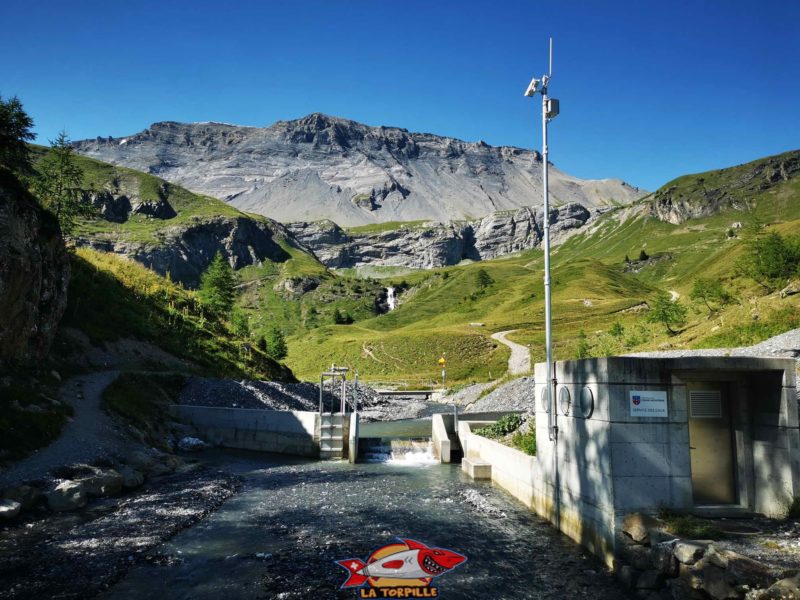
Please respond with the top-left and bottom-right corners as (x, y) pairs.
(688, 382), (736, 505)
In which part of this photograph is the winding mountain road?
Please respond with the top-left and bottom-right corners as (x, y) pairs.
(491, 330), (532, 376)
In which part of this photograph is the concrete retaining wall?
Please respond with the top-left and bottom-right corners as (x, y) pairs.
(432, 414), (452, 463)
(170, 405), (320, 457)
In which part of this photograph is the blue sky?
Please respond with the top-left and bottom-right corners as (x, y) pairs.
(2, 0), (798, 190)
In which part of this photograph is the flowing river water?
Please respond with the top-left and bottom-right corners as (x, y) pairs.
(96, 444), (630, 600)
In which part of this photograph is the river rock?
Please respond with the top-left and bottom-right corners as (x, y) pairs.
(0, 499), (21, 519)
(80, 468), (123, 497)
(118, 466), (145, 489)
(46, 480), (87, 511)
(3, 484), (42, 510)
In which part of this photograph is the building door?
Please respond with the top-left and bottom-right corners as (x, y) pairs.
(688, 382), (736, 505)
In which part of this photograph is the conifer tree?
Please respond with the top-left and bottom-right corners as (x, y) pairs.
(199, 252), (237, 315)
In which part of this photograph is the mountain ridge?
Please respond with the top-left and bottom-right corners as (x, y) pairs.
(73, 113), (645, 226)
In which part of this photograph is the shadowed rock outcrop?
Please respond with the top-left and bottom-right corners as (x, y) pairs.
(76, 215), (292, 287)
(0, 169), (69, 363)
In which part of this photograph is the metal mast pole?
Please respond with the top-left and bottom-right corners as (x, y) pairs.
(525, 37), (559, 442)
(541, 77), (556, 441)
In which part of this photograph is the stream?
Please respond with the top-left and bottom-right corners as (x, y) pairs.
(95, 447), (629, 599)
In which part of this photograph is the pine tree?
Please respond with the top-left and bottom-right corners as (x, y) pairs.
(638, 249), (649, 261)
(262, 327), (288, 360)
(199, 252), (236, 315)
(647, 291), (687, 335)
(476, 268), (493, 288)
(34, 131), (91, 235)
(0, 95), (35, 172)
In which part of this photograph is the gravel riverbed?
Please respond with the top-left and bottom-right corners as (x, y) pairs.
(0, 463), (239, 600)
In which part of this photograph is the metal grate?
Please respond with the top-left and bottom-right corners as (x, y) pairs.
(690, 390), (722, 418)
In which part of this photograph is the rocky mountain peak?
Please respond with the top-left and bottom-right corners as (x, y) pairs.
(73, 114), (646, 226)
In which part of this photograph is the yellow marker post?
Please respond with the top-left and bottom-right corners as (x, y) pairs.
(437, 357), (446, 386)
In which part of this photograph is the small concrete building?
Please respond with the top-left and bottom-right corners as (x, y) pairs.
(458, 356), (799, 566)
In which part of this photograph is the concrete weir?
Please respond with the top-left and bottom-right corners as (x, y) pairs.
(444, 356), (800, 568)
(169, 405), (359, 462)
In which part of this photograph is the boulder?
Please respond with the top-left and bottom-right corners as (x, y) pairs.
(3, 484), (42, 510)
(46, 480), (87, 511)
(674, 540), (709, 565)
(79, 469), (123, 497)
(177, 436), (209, 451)
(765, 573), (800, 599)
(0, 499), (21, 519)
(623, 512), (666, 545)
(125, 450), (156, 472)
(118, 466), (145, 489)
(722, 550), (776, 591)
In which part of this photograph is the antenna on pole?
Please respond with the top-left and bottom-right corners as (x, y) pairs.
(548, 37), (553, 78)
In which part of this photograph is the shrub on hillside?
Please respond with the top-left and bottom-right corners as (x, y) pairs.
(736, 231), (800, 291)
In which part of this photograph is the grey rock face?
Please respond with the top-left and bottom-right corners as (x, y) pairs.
(132, 198), (177, 219)
(76, 215), (293, 287)
(73, 114), (645, 226)
(0, 170), (70, 363)
(288, 204), (591, 269)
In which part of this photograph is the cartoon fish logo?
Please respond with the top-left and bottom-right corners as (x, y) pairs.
(336, 538), (467, 589)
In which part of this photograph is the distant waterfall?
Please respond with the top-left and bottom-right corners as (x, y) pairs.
(386, 287), (396, 311)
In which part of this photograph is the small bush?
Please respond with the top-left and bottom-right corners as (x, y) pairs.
(474, 414), (522, 439)
(512, 428), (536, 455)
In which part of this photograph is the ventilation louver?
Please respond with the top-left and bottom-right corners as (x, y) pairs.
(690, 390), (722, 418)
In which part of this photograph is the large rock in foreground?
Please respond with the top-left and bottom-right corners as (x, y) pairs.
(0, 169), (69, 363)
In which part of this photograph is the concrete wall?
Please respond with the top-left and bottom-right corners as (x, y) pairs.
(170, 405), (320, 457)
(459, 356), (798, 568)
(432, 413), (452, 463)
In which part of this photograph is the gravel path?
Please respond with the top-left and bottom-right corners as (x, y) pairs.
(625, 327), (800, 363)
(0, 371), (126, 488)
(491, 330), (531, 375)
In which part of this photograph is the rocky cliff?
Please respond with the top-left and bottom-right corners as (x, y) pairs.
(287, 204), (592, 269)
(649, 150), (800, 224)
(76, 215), (293, 288)
(0, 169), (69, 363)
(73, 113), (645, 226)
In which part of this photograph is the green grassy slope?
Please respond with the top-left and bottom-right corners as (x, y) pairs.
(284, 151), (800, 384)
(63, 248), (295, 381)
